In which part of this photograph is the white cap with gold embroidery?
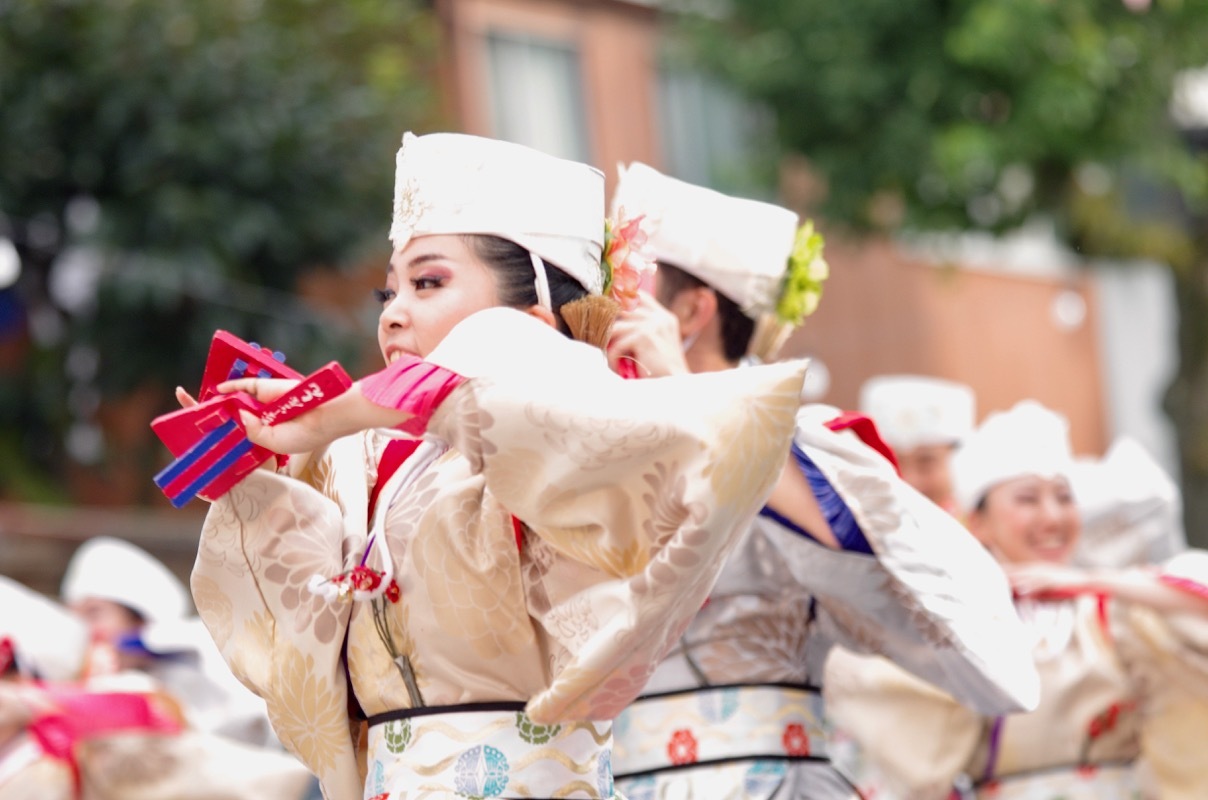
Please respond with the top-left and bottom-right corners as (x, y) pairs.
(859, 374), (976, 451)
(61, 536), (192, 623)
(951, 400), (1075, 514)
(390, 132), (606, 295)
(610, 162), (798, 318)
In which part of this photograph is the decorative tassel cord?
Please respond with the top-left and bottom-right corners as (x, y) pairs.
(370, 597), (425, 709)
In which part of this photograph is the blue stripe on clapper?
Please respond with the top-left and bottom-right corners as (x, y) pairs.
(154, 421), (238, 489)
(172, 437), (254, 507)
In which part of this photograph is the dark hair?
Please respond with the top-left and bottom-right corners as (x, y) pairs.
(655, 262), (755, 363)
(463, 235), (589, 336)
(121, 603), (148, 626)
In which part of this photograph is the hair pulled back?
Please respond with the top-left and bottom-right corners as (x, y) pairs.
(464, 235), (617, 349)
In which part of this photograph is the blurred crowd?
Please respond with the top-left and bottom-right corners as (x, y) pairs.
(0, 536), (317, 799)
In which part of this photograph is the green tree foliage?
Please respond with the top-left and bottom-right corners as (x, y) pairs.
(686, 0), (1208, 541)
(689, 0), (1208, 234)
(0, 0), (440, 501)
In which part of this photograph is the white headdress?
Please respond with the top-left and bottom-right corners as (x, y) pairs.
(61, 535), (192, 623)
(859, 374), (976, 451)
(0, 575), (89, 680)
(951, 400), (1075, 514)
(390, 132), (606, 298)
(1069, 436), (1185, 568)
(610, 162), (799, 317)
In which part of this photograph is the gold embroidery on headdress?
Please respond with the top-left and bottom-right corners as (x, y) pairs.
(392, 174), (431, 244)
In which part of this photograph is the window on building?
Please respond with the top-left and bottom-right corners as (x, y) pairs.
(485, 30), (591, 163)
(656, 61), (776, 198)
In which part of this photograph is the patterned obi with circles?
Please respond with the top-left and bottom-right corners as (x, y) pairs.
(364, 703), (615, 800)
(611, 683), (830, 779)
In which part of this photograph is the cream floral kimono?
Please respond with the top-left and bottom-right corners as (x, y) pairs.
(824, 551), (1208, 800)
(190, 309), (808, 800)
(611, 405), (1039, 800)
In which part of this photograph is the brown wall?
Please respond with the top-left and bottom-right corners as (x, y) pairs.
(436, 0), (663, 194)
(0, 502), (203, 598)
(785, 234), (1108, 456)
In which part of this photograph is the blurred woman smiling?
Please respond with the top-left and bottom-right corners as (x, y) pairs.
(826, 400), (1208, 800)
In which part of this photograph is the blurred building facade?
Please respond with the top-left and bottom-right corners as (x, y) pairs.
(431, 0), (1180, 473)
(1, 0), (1185, 589)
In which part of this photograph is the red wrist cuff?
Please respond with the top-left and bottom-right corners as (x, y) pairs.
(360, 356), (466, 436)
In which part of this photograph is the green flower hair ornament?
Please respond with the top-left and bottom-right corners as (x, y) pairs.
(776, 220), (828, 326)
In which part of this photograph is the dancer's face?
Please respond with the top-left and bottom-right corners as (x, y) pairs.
(896, 443), (957, 508)
(377, 235), (501, 361)
(71, 596), (143, 644)
(967, 475), (1080, 565)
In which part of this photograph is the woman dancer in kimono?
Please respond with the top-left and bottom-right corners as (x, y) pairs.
(825, 400), (1208, 800)
(185, 132), (810, 800)
(603, 163), (1038, 800)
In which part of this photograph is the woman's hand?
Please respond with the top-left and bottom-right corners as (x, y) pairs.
(215, 377), (300, 405)
(1004, 562), (1095, 599)
(607, 291), (690, 378)
(176, 377), (299, 409)
(1007, 561), (1208, 617)
(217, 377), (329, 454)
(216, 379), (412, 454)
(174, 386), (197, 409)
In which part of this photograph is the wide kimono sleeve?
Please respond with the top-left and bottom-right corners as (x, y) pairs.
(406, 308), (808, 723)
(190, 432), (381, 800)
(824, 646), (983, 800)
(782, 406), (1039, 716)
(1115, 550), (1208, 798)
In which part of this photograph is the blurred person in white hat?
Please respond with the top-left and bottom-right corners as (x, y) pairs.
(60, 535), (191, 672)
(829, 375), (974, 798)
(825, 399), (1208, 800)
(0, 574), (313, 800)
(178, 132), (815, 800)
(1, 575), (89, 684)
(60, 536), (279, 750)
(1069, 436), (1186, 569)
(2, 572), (164, 799)
(605, 162), (1038, 800)
(859, 374), (975, 514)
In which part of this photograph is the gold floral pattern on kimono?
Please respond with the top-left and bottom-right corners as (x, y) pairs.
(190, 576), (233, 649)
(264, 644), (350, 778)
(191, 308), (808, 800)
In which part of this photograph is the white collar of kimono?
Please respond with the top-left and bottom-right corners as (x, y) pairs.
(307, 439), (446, 604)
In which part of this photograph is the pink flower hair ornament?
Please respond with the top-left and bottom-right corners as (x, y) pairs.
(602, 209), (656, 311)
